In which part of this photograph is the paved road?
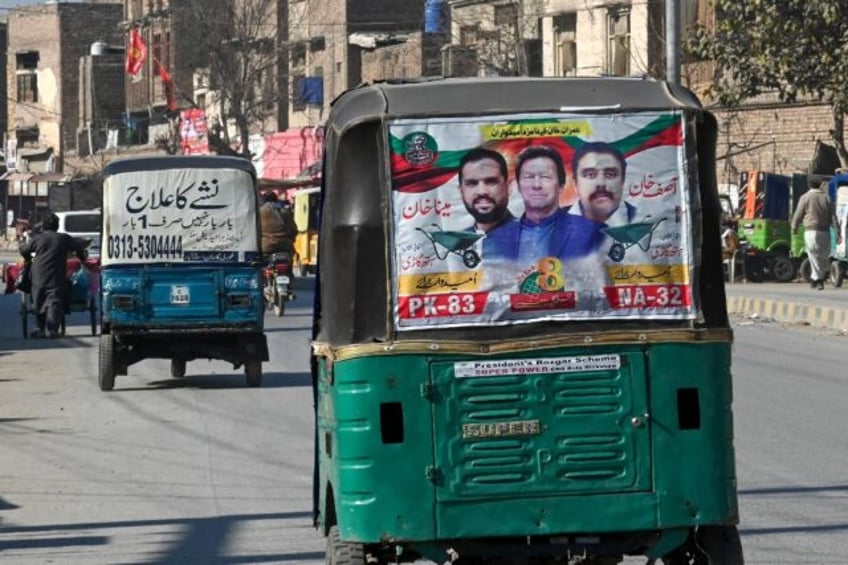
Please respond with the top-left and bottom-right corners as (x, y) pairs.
(0, 279), (326, 564)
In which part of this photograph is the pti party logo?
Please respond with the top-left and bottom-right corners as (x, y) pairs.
(402, 132), (438, 166)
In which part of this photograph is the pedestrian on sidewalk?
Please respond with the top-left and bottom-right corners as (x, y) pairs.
(791, 175), (839, 290)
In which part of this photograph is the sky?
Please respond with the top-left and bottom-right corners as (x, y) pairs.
(0, 1), (73, 12)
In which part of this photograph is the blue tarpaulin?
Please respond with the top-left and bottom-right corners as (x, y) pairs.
(296, 77), (324, 105)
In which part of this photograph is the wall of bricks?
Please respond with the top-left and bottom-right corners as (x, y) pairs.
(714, 102), (839, 187)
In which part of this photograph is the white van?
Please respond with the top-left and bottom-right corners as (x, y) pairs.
(55, 209), (102, 255)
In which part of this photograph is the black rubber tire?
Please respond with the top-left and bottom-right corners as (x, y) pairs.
(99, 334), (116, 391)
(799, 257), (812, 282)
(245, 361), (263, 387)
(771, 255), (796, 282)
(696, 525), (744, 564)
(274, 293), (286, 317)
(171, 359), (186, 379)
(325, 525), (366, 565)
(830, 261), (845, 288)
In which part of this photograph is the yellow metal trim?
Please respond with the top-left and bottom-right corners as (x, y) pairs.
(313, 328), (733, 361)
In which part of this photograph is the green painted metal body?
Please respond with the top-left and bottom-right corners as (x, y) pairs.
(317, 340), (737, 544)
(739, 218), (792, 255)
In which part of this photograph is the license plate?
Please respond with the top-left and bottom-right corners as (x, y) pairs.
(170, 285), (190, 304)
(275, 275), (290, 285)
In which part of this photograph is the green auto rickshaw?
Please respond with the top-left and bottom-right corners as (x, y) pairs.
(312, 77), (742, 564)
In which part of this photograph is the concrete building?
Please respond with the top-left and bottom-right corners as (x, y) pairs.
(5, 1), (123, 172)
(287, 0), (425, 128)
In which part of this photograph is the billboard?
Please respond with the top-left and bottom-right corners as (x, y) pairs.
(389, 111), (694, 329)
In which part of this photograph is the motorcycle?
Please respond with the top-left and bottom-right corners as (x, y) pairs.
(263, 251), (294, 316)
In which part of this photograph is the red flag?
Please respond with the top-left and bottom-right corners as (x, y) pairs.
(154, 60), (178, 112)
(125, 28), (147, 77)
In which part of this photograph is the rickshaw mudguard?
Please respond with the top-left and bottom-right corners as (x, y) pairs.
(315, 333), (738, 544)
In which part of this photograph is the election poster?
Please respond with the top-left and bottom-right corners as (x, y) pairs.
(389, 111), (695, 329)
(102, 167), (258, 266)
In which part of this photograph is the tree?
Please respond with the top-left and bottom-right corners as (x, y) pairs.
(177, 0), (285, 159)
(685, 0), (848, 166)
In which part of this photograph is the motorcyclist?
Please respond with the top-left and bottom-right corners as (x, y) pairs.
(259, 191), (298, 257)
(19, 213), (87, 338)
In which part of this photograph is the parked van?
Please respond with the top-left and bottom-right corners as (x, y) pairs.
(56, 209), (101, 248)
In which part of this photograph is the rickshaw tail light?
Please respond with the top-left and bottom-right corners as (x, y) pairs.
(112, 295), (135, 310)
(227, 293), (252, 308)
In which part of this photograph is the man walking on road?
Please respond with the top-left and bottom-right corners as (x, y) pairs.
(792, 175), (839, 290)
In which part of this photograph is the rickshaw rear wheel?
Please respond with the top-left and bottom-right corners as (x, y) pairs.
(659, 525), (743, 564)
(325, 525), (366, 565)
(171, 359), (187, 379)
(99, 334), (116, 391)
(245, 361), (263, 387)
(771, 255), (795, 282)
(696, 525), (743, 564)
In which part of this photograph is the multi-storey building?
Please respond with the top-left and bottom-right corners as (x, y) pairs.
(287, 0), (425, 128)
(6, 1), (123, 172)
(3, 1), (122, 224)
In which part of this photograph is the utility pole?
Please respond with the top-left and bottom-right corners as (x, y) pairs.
(665, 0), (680, 84)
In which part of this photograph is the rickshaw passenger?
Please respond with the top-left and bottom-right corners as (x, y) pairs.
(259, 191), (298, 257)
(19, 213), (87, 339)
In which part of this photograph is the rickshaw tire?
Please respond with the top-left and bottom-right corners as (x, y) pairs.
(171, 359), (187, 379)
(830, 261), (845, 288)
(326, 525), (366, 565)
(462, 249), (481, 269)
(245, 361), (263, 387)
(99, 334), (116, 392)
(609, 244), (626, 262)
(771, 255), (795, 282)
(694, 525), (743, 564)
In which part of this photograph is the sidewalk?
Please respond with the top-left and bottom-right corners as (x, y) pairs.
(725, 280), (848, 331)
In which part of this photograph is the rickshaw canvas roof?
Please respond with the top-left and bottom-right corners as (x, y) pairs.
(328, 77), (705, 133)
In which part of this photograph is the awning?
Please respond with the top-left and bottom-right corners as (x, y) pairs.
(0, 172), (34, 181)
(30, 173), (72, 183)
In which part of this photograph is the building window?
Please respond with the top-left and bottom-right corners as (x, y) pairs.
(309, 36), (325, 52)
(553, 13), (576, 77)
(607, 8), (630, 76)
(291, 43), (307, 68)
(494, 4), (518, 27)
(460, 25), (479, 46)
(15, 51), (39, 104)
